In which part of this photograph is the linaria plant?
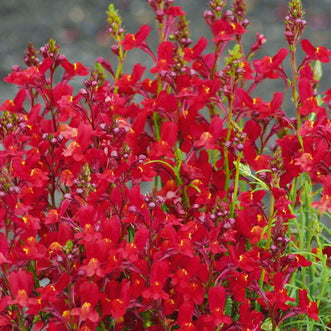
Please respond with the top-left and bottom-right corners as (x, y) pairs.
(0, 0), (330, 330)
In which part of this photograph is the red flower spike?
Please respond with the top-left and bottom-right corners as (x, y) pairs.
(133, 227), (149, 250)
(242, 61), (254, 79)
(52, 83), (74, 106)
(142, 279), (169, 301)
(62, 141), (84, 161)
(171, 268), (190, 292)
(38, 57), (53, 74)
(0, 253), (11, 266)
(298, 77), (314, 101)
(321, 246), (331, 267)
(312, 193), (331, 213)
(149, 140), (174, 159)
(142, 78), (158, 93)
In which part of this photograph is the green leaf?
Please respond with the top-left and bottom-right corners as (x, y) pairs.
(228, 44), (242, 58)
(261, 318), (274, 331)
(95, 62), (105, 73)
(64, 240), (73, 254)
(313, 60), (323, 81)
(128, 225), (135, 243)
(234, 161), (270, 191)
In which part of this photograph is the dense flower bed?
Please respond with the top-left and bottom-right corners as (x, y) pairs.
(0, 0), (330, 330)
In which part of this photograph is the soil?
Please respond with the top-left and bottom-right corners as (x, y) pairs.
(1, 0), (330, 103)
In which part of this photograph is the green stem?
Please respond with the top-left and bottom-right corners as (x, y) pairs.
(145, 160), (181, 185)
(316, 255), (329, 306)
(266, 194), (275, 250)
(153, 112), (161, 141)
(260, 193), (275, 288)
(224, 148), (231, 191)
(114, 45), (125, 93)
(290, 44), (303, 147)
(230, 152), (242, 218)
(16, 307), (27, 331)
(224, 97), (234, 191)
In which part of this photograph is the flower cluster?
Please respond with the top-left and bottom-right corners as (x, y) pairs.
(0, 0), (330, 330)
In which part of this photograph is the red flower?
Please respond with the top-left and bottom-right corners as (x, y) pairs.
(109, 280), (131, 319)
(71, 302), (99, 323)
(298, 289), (319, 321)
(250, 92), (284, 118)
(81, 257), (105, 277)
(298, 78), (324, 115)
(0, 89), (26, 113)
(208, 286), (232, 326)
(181, 280), (205, 305)
(211, 19), (247, 43)
(121, 25), (151, 51)
(263, 272), (296, 311)
(142, 260), (170, 300)
(178, 302), (196, 330)
(253, 48), (289, 79)
(295, 153), (314, 172)
(150, 41), (175, 74)
(166, 6), (186, 17)
(312, 194), (331, 213)
(8, 270), (35, 307)
(29, 168), (49, 187)
(115, 63), (145, 94)
(301, 39), (331, 63)
(183, 37), (208, 62)
(62, 141), (84, 161)
(61, 59), (89, 76)
(238, 302), (264, 329)
(4, 66), (42, 85)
